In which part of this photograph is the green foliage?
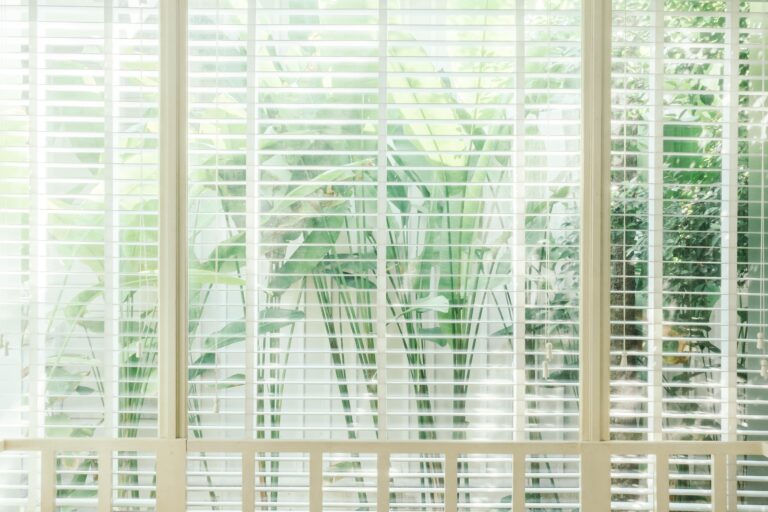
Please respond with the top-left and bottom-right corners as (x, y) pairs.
(610, 0), (756, 445)
(25, 0), (768, 507)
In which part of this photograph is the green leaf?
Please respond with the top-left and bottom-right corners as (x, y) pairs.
(75, 385), (96, 395)
(203, 322), (246, 350)
(217, 373), (245, 389)
(394, 295), (450, 318)
(258, 308), (305, 335)
(64, 289), (102, 319)
(120, 270), (157, 289)
(189, 268), (246, 287)
(268, 213), (344, 293)
(203, 232), (246, 273)
(337, 273), (376, 289)
(546, 368), (578, 382)
(418, 326), (449, 347)
(495, 495), (512, 512)
(188, 352), (216, 380)
(76, 320), (104, 333)
(323, 253), (376, 274)
(491, 325), (514, 337)
(268, 163), (366, 215)
(45, 367), (83, 397)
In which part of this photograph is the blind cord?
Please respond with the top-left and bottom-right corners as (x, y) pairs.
(760, 146), (767, 378)
(543, 238), (552, 380)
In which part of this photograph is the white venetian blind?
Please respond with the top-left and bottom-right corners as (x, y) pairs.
(384, 0), (581, 441)
(187, 1), (581, 507)
(187, 0), (581, 442)
(0, 0), (160, 438)
(610, 0), (768, 507)
(611, 0), (768, 441)
(187, 0), (382, 439)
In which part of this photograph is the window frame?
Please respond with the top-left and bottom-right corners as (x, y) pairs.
(1, 0), (765, 510)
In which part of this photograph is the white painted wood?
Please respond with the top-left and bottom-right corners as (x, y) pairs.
(513, 453), (526, 512)
(444, 451), (457, 512)
(2, 438), (766, 509)
(712, 453), (728, 512)
(98, 449), (112, 512)
(309, 450), (323, 512)
(4, 438), (762, 456)
(377, 452), (389, 512)
(155, 439), (186, 512)
(159, 0), (188, 440)
(581, 0), (613, 506)
(581, 443), (611, 511)
(186, 439), (577, 454)
(243, 449), (256, 512)
(173, 0), (189, 441)
(580, 0), (612, 446)
(40, 449), (55, 512)
(3, 438), (171, 451)
(655, 452), (669, 512)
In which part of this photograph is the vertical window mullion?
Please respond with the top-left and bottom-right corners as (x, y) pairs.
(157, 0), (188, 507)
(580, 0), (611, 443)
(175, 0), (190, 441)
(158, 0), (187, 440)
(581, 0), (612, 508)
